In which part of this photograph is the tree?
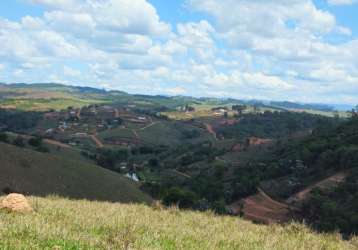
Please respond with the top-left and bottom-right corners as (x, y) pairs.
(0, 133), (8, 143)
(28, 137), (43, 147)
(149, 158), (159, 168)
(232, 105), (246, 116)
(212, 199), (228, 214)
(350, 105), (358, 117)
(36, 145), (50, 153)
(13, 136), (25, 147)
(163, 187), (198, 209)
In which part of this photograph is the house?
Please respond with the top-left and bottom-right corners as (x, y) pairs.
(59, 121), (69, 130)
(119, 162), (127, 170)
(125, 173), (139, 182)
(45, 128), (55, 134)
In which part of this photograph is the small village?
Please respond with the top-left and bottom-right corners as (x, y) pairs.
(39, 104), (152, 149)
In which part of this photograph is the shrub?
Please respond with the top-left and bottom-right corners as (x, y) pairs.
(28, 137), (43, 147)
(13, 136), (25, 148)
(0, 132), (9, 143)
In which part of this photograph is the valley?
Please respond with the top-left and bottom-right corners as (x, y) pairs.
(0, 83), (357, 237)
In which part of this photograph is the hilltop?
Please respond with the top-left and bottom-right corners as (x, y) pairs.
(0, 142), (151, 204)
(0, 196), (356, 250)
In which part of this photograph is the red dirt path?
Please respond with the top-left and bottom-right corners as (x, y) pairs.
(286, 172), (348, 205)
(229, 189), (292, 224)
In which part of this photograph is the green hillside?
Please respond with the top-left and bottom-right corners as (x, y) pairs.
(0, 143), (151, 204)
(0, 196), (356, 250)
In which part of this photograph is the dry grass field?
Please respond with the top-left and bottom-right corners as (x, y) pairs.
(0, 196), (357, 250)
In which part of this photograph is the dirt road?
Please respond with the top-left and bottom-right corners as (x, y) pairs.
(172, 169), (192, 179)
(204, 123), (217, 140)
(114, 108), (120, 118)
(90, 134), (104, 148)
(43, 139), (71, 149)
(132, 130), (139, 139)
(140, 122), (158, 131)
(286, 172), (348, 205)
(15, 133), (71, 149)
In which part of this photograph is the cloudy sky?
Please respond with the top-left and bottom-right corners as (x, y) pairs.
(0, 0), (358, 104)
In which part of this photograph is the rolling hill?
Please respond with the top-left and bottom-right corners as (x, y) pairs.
(0, 83), (348, 117)
(0, 142), (151, 204)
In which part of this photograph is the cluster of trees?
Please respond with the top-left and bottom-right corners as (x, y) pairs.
(94, 148), (129, 172)
(232, 105), (247, 115)
(249, 116), (358, 235)
(302, 169), (358, 236)
(216, 111), (337, 140)
(140, 142), (230, 213)
(181, 129), (200, 139)
(131, 145), (167, 155)
(180, 149), (215, 166)
(0, 109), (42, 131)
(0, 133), (49, 152)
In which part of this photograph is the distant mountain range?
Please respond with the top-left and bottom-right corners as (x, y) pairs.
(0, 82), (354, 111)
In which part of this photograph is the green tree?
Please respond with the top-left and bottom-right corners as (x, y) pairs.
(13, 136), (25, 148)
(0, 133), (8, 143)
(28, 137), (43, 147)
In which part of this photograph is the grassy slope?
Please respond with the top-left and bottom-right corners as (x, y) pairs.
(137, 121), (213, 146)
(0, 143), (151, 204)
(0, 196), (356, 250)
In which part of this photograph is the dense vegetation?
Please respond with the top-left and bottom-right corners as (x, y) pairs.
(0, 109), (42, 131)
(251, 117), (358, 235)
(303, 169), (358, 236)
(216, 111), (337, 140)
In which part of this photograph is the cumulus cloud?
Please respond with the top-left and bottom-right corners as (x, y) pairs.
(0, 0), (357, 104)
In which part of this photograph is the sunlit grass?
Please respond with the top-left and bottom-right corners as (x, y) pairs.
(0, 196), (356, 250)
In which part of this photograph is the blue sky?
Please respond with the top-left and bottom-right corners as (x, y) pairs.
(0, 0), (358, 105)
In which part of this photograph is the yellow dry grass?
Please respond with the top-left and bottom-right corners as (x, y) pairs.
(0, 196), (357, 250)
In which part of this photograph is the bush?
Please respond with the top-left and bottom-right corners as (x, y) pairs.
(36, 145), (50, 153)
(13, 136), (25, 148)
(0, 133), (8, 143)
(163, 187), (198, 209)
(148, 158), (159, 167)
(28, 137), (43, 147)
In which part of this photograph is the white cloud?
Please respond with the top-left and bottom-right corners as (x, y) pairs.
(188, 0), (337, 35)
(39, 0), (171, 36)
(328, 0), (357, 5)
(242, 72), (293, 90)
(63, 66), (81, 77)
(0, 0), (357, 104)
